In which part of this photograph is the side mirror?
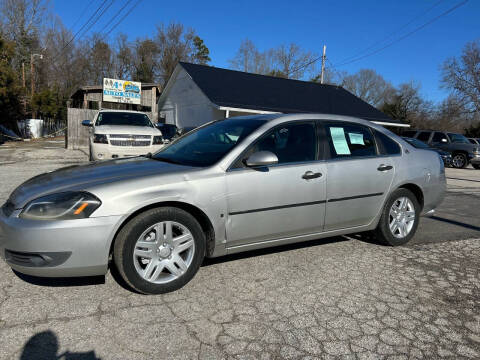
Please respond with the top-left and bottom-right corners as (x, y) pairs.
(244, 151), (278, 167)
(82, 120), (93, 127)
(441, 138), (448, 143)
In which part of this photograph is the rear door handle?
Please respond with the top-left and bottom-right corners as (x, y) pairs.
(302, 171), (322, 180)
(377, 164), (393, 171)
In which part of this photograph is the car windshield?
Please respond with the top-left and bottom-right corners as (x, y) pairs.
(402, 137), (430, 149)
(447, 133), (470, 144)
(96, 112), (153, 127)
(153, 118), (267, 167)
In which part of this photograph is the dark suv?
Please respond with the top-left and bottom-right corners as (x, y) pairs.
(402, 130), (480, 169)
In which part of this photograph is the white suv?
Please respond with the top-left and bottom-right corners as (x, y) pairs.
(82, 110), (164, 161)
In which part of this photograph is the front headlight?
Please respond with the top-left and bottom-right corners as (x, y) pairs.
(20, 192), (101, 220)
(152, 136), (164, 145)
(94, 134), (108, 144)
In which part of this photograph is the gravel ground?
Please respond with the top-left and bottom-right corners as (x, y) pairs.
(0, 140), (479, 359)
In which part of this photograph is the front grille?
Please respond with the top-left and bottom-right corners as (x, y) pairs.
(2, 200), (15, 217)
(110, 140), (151, 147)
(109, 134), (151, 139)
(108, 134), (152, 147)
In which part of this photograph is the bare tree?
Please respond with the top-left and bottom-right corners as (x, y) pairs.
(341, 69), (395, 107)
(113, 33), (134, 80)
(228, 39), (272, 74)
(380, 82), (433, 127)
(0, 0), (48, 67)
(229, 40), (317, 79)
(87, 34), (113, 85)
(441, 40), (480, 114)
(273, 43), (317, 80)
(155, 22), (210, 84)
(434, 94), (475, 132)
(132, 38), (159, 83)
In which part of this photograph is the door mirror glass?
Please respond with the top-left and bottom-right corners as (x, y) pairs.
(81, 120), (93, 127)
(244, 151), (278, 167)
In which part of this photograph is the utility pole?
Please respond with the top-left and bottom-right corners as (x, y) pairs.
(22, 62), (26, 114)
(320, 45), (327, 84)
(30, 54), (34, 98)
(30, 53), (43, 118)
(22, 62), (25, 88)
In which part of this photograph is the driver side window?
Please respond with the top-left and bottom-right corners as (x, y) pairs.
(234, 122), (317, 168)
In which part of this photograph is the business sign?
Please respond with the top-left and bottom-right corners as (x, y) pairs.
(103, 78), (141, 104)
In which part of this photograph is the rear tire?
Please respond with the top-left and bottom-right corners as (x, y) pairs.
(113, 207), (205, 294)
(472, 164), (480, 170)
(452, 153), (468, 168)
(374, 188), (420, 246)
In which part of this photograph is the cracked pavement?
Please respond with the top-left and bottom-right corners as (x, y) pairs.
(0, 140), (479, 359)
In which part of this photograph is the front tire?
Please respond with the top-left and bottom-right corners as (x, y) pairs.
(113, 207), (205, 294)
(452, 153), (468, 168)
(472, 164), (480, 170)
(374, 188), (420, 246)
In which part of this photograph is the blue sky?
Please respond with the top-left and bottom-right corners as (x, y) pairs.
(53, 0), (479, 104)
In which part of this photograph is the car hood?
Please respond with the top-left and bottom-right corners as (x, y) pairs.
(94, 125), (161, 136)
(7, 157), (194, 209)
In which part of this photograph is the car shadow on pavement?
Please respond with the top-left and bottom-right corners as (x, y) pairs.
(202, 235), (351, 266)
(20, 330), (100, 360)
(12, 271), (105, 287)
(430, 215), (480, 232)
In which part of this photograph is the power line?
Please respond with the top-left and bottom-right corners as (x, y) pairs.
(337, 0), (445, 65)
(70, 0), (97, 32)
(60, 0), (109, 53)
(74, 0), (116, 43)
(101, 0), (140, 40)
(334, 0), (468, 68)
(289, 0), (467, 76)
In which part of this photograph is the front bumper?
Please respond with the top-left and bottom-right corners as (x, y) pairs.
(470, 154), (480, 165)
(91, 143), (164, 161)
(441, 155), (452, 167)
(0, 210), (121, 277)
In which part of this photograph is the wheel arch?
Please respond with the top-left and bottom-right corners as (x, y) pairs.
(396, 183), (424, 210)
(108, 201), (216, 259)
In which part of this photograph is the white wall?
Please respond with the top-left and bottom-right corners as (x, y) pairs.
(158, 67), (216, 129)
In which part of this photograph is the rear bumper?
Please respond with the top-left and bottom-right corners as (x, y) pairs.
(0, 210), (121, 277)
(91, 143), (164, 161)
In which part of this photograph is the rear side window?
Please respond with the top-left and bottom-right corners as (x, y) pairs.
(432, 132), (448, 143)
(402, 130), (417, 137)
(416, 131), (431, 142)
(375, 131), (401, 155)
(326, 124), (376, 158)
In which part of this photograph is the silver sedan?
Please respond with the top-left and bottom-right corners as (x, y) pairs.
(0, 114), (446, 294)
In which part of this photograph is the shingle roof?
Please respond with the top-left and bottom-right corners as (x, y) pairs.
(179, 62), (399, 124)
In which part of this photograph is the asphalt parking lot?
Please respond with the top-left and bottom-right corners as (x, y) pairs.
(0, 140), (479, 359)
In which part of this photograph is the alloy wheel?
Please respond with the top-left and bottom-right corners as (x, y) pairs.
(389, 197), (415, 239)
(452, 154), (465, 168)
(133, 221), (195, 284)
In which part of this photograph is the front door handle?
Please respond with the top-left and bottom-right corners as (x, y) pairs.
(377, 164), (393, 171)
(302, 171), (322, 180)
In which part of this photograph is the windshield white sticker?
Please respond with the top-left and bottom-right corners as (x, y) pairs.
(330, 127), (351, 155)
(348, 132), (365, 145)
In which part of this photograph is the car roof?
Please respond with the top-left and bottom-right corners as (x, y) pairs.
(229, 113), (388, 126)
(98, 109), (146, 114)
